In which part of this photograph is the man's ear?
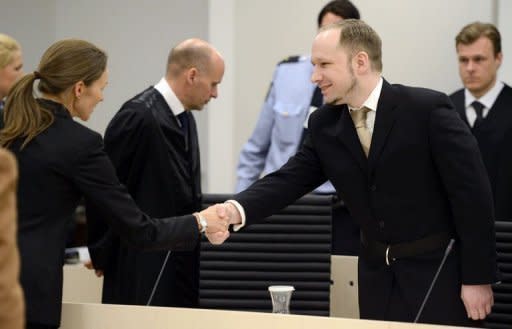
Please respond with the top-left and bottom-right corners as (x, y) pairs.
(353, 51), (370, 73)
(186, 67), (198, 84)
(73, 81), (85, 99)
(496, 52), (503, 68)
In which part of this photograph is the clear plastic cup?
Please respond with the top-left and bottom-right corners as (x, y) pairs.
(268, 285), (295, 314)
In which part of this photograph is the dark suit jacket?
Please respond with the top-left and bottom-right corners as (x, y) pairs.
(9, 99), (199, 326)
(450, 84), (512, 220)
(88, 87), (201, 307)
(235, 80), (497, 325)
(495, 127), (512, 221)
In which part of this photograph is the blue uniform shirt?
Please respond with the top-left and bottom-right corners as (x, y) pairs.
(236, 56), (335, 194)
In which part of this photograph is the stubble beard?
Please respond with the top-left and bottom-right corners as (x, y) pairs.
(326, 73), (357, 106)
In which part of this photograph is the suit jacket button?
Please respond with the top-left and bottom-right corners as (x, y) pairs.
(370, 184), (377, 192)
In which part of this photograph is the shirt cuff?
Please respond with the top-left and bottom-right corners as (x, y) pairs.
(225, 200), (246, 231)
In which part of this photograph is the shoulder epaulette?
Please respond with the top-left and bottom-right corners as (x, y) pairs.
(278, 55), (301, 65)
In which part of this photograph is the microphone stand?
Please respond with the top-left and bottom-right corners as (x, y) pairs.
(146, 250), (171, 306)
(414, 239), (455, 323)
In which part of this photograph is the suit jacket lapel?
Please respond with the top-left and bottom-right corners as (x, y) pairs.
(153, 89), (189, 152)
(335, 104), (368, 173)
(452, 92), (469, 126)
(188, 112), (200, 167)
(368, 80), (398, 174)
(477, 85), (512, 130)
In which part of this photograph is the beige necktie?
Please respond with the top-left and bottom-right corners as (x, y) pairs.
(350, 107), (371, 157)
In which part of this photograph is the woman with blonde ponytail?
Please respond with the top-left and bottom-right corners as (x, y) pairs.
(1, 39), (227, 329)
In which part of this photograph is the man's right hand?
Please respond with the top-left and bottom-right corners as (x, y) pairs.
(220, 202), (242, 226)
(198, 203), (242, 245)
(209, 202), (243, 244)
(197, 205), (230, 244)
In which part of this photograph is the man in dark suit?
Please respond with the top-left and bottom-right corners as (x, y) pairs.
(236, 0), (361, 256)
(215, 20), (497, 326)
(450, 22), (512, 221)
(88, 38), (224, 307)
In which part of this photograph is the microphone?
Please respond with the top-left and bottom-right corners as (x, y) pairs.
(146, 250), (171, 306)
(414, 238), (455, 323)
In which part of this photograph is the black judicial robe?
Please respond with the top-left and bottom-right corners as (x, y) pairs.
(88, 87), (201, 307)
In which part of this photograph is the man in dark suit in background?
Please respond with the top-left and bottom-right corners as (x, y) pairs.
(88, 38), (224, 307)
(216, 20), (497, 326)
(450, 22), (512, 221)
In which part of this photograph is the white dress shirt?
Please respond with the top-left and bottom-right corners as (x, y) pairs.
(154, 77), (186, 125)
(464, 81), (504, 127)
(348, 77), (383, 134)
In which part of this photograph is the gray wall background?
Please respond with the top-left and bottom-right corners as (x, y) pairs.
(1, 0), (509, 193)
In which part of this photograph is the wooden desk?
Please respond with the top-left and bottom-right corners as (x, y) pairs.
(60, 302), (467, 329)
(61, 262), (473, 329)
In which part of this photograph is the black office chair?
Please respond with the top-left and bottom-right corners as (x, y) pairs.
(485, 221), (512, 328)
(199, 193), (332, 316)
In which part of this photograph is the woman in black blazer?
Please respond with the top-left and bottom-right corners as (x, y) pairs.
(0, 39), (228, 329)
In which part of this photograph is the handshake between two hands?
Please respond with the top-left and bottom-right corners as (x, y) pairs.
(86, 202), (242, 277)
(198, 202), (242, 245)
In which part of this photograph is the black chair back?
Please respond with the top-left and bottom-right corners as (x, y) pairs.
(485, 221), (512, 328)
(199, 193), (332, 316)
